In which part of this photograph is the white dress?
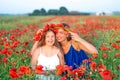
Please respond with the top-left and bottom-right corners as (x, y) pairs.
(36, 48), (60, 80)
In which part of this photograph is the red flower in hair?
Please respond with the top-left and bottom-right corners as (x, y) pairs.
(56, 23), (70, 32)
(33, 24), (58, 41)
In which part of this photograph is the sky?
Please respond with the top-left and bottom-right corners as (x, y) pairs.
(0, 0), (120, 14)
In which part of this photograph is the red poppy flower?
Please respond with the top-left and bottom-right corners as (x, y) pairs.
(60, 76), (67, 80)
(10, 40), (20, 49)
(117, 65), (120, 70)
(103, 53), (108, 58)
(33, 33), (42, 41)
(1, 48), (8, 54)
(23, 41), (29, 46)
(115, 53), (120, 57)
(56, 65), (64, 75)
(9, 68), (19, 78)
(72, 68), (84, 76)
(6, 51), (12, 56)
(90, 61), (97, 71)
(4, 42), (10, 47)
(74, 77), (79, 80)
(116, 40), (120, 43)
(92, 54), (98, 59)
(97, 63), (106, 72)
(35, 65), (45, 74)
(99, 70), (112, 80)
(18, 66), (29, 74)
(2, 57), (8, 64)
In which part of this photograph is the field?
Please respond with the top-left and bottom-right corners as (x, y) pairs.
(0, 15), (120, 80)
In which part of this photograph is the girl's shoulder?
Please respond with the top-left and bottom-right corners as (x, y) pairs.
(71, 40), (81, 51)
(36, 47), (41, 51)
(53, 46), (60, 52)
(33, 47), (41, 55)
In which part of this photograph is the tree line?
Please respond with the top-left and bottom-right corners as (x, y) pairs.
(28, 6), (90, 16)
(28, 6), (69, 16)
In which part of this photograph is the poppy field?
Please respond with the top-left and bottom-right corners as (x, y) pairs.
(0, 15), (120, 80)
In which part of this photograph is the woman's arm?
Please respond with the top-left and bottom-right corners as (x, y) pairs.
(69, 31), (98, 54)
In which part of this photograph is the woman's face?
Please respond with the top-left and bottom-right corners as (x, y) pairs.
(45, 31), (55, 46)
(56, 28), (68, 42)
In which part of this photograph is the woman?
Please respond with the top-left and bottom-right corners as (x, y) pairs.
(31, 24), (64, 79)
(56, 23), (98, 69)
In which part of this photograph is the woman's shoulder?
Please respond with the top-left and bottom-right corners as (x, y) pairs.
(71, 40), (80, 51)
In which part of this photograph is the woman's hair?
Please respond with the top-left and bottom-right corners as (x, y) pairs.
(62, 23), (72, 41)
(37, 29), (64, 54)
(62, 23), (70, 28)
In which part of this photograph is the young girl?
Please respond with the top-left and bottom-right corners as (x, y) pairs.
(31, 25), (64, 79)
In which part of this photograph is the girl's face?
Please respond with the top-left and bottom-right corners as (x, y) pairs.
(56, 28), (68, 42)
(45, 31), (55, 46)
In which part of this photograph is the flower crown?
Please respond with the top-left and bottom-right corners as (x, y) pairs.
(33, 23), (70, 41)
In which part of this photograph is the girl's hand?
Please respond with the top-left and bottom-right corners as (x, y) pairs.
(36, 29), (43, 34)
(68, 31), (81, 42)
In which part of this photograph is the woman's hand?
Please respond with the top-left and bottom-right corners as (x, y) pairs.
(69, 31), (98, 54)
(68, 31), (81, 42)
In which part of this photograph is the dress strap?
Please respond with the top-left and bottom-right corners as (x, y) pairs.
(56, 50), (60, 54)
(39, 47), (42, 53)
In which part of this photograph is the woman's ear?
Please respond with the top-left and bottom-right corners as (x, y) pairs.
(66, 33), (72, 41)
(67, 33), (70, 37)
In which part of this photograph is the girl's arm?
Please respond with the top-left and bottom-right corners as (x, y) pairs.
(30, 41), (39, 55)
(57, 50), (65, 65)
(31, 48), (39, 70)
(31, 29), (43, 55)
(69, 31), (98, 54)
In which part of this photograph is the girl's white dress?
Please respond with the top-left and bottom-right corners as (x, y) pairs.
(36, 48), (60, 80)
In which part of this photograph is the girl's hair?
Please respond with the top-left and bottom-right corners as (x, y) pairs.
(62, 23), (72, 41)
(37, 29), (64, 54)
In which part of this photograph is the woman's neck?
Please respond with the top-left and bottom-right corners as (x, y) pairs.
(60, 40), (71, 54)
(60, 39), (69, 47)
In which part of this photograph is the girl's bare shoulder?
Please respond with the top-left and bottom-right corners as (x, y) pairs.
(53, 46), (60, 51)
(33, 47), (41, 55)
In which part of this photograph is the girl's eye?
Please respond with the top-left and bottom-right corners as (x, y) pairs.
(51, 36), (53, 38)
(59, 32), (64, 34)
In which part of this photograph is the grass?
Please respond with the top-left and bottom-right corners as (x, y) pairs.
(0, 15), (120, 79)
(0, 16), (52, 30)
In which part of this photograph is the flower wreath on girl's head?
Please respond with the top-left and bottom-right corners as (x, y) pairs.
(33, 23), (70, 41)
